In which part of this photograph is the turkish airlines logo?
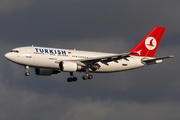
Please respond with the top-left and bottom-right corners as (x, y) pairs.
(145, 37), (157, 50)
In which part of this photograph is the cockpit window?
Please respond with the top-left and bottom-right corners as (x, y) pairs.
(10, 50), (19, 53)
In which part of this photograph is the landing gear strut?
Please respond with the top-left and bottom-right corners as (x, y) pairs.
(25, 66), (30, 76)
(67, 72), (78, 82)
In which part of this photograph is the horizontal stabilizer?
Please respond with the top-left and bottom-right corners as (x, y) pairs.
(142, 55), (175, 65)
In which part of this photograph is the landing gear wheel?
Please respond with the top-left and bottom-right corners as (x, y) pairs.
(67, 72), (78, 82)
(88, 74), (93, 79)
(25, 72), (30, 76)
(72, 77), (78, 82)
(67, 78), (72, 82)
(82, 75), (88, 80)
(67, 77), (78, 82)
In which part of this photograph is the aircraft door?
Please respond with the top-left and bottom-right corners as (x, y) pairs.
(26, 48), (32, 58)
(20, 47), (33, 65)
(25, 48), (33, 65)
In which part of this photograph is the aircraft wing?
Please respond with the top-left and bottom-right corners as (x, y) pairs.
(141, 55), (175, 65)
(77, 52), (136, 66)
(55, 52), (136, 71)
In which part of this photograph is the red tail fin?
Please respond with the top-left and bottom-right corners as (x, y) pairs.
(129, 26), (166, 57)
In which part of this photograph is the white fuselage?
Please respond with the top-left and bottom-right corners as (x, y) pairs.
(5, 46), (147, 73)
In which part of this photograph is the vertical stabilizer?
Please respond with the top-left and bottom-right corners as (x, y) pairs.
(129, 26), (166, 57)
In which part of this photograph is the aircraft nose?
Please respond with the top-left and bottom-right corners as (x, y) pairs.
(5, 52), (18, 63)
(5, 53), (8, 58)
(5, 53), (10, 59)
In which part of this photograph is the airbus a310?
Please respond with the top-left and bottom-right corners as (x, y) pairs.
(5, 26), (174, 82)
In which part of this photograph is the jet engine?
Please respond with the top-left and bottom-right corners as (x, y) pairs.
(35, 68), (60, 76)
(59, 61), (82, 72)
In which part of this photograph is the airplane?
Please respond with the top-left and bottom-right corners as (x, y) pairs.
(5, 26), (174, 82)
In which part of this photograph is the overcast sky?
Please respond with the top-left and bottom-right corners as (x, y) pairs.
(0, 0), (180, 120)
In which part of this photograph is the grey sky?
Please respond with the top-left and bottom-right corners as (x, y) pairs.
(0, 0), (180, 120)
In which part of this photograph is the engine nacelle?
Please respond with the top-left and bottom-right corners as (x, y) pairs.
(35, 68), (60, 76)
(59, 61), (82, 72)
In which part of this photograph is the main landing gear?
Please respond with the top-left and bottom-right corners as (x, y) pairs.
(82, 67), (93, 80)
(67, 68), (93, 82)
(67, 73), (93, 82)
(67, 72), (78, 82)
(25, 66), (30, 76)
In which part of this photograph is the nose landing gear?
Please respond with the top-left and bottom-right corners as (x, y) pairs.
(25, 66), (30, 76)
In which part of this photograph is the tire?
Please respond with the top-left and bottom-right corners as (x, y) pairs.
(67, 78), (72, 82)
(25, 72), (30, 76)
(72, 77), (78, 82)
(88, 75), (93, 79)
(82, 75), (88, 80)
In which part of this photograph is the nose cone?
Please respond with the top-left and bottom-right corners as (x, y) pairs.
(5, 53), (13, 61)
(5, 52), (18, 63)
(5, 53), (10, 59)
